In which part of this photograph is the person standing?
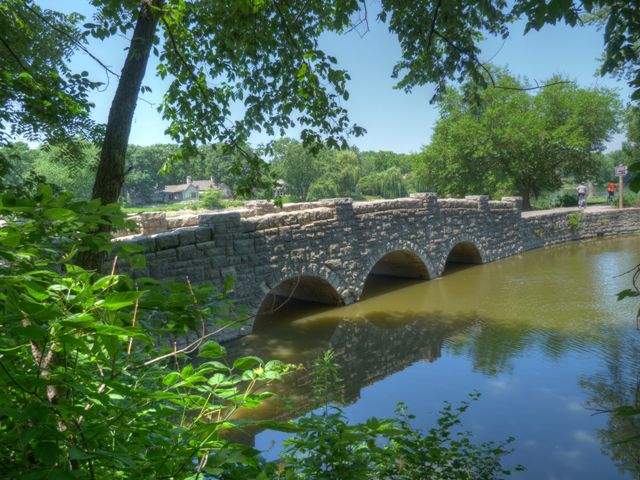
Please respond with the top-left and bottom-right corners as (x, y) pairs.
(607, 181), (617, 204)
(577, 183), (587, 208)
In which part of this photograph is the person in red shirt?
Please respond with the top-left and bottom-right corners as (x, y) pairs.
(607, 181), (617, 204)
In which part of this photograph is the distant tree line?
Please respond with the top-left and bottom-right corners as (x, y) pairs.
(1, 140), (420, 204)
(0, 142), (254, 203)
(269, 138), (417, 202)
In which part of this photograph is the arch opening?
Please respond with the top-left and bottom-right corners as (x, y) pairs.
(254, 276), (344, 332)
(368, 250), (431, 280)
(362, 250), (430, 299)
(444, 241), (483, 273)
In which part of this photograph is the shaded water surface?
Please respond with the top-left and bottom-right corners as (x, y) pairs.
(227, 235), (640, 479)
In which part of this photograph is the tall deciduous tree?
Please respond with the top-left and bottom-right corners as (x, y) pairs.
(414, 71), (621, 209)
(270, 138), (323, 201)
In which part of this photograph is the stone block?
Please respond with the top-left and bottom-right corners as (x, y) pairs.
(154, 231), (180, 250)
(501, 196), (523, 212)
(177, 244), (198, 261)
(155, 248), (177, 261)
(198, 211), (242, 226)
(124, 236), (156, 253)
(194, 227), (213, 242)
(176, 228), (197, 246)
(234, 238), (254, 255)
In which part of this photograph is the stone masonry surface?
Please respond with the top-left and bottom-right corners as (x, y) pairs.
(115, 195), (640, 341)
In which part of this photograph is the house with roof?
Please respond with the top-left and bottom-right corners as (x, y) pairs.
(155, 176), (232, 203)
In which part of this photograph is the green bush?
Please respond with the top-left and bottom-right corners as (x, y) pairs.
(556, 192), (578, 207)
(200, 188), (225, 209)
(0, 166), (295, 478)
(308, 177), (338, 201)
(622, 191), (640, 207)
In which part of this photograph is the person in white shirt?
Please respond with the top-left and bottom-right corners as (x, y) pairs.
(576, 183), (586, 208)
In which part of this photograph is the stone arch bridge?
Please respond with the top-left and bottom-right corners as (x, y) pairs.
(122, 194), (640, 340)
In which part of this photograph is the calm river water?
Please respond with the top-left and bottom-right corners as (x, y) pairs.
(227, 235), (640, 479)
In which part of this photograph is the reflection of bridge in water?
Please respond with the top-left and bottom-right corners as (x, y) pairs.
(225, 306), (479, 445)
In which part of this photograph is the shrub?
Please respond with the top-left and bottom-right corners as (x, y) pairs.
(622, 191), (640, 207)
(0, 169), (293, 478)
(556, 191), (578, 207)
(201, 188), (225, 209)
(567, 212), (584, 230)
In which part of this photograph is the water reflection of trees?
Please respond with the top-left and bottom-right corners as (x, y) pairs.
(580, 337), (640, 476)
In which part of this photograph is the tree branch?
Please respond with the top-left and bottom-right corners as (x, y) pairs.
(21, 2), (120, 79)
(433, 29), (573, 91)
(0, 33), (30, 72)
(344, 0), (369, 37)
(292, 0), (311, 25)
(426, 0), (443, 53)
(0, 357), (38, 397)
(161, 16), (262, 167)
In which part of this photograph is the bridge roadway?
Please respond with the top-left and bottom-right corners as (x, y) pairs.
(119, 194), (640, 340)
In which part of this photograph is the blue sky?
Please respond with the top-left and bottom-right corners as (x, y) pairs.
(41, 1), (631, 153)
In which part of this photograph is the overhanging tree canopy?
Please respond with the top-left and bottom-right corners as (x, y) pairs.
(1, 0), (639, 205)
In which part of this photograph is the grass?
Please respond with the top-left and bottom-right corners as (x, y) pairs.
(122, 199), (245, 214)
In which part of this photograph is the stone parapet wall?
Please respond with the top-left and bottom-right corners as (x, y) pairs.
(522, 208), (640, 251)
(115, 194), (640, 341)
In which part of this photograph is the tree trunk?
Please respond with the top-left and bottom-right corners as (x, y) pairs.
(80, 1), (161, 271)
(92, 0), (162, 205)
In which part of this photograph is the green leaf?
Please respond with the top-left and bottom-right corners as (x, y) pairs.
(96, 291), (143, 310)
(223, 274), (235, 294)
(617, 289), (639, 301)
(198, 341), (226, 359)
(233, 356), (262, 371)
(163, 372), (180, 386)
(68, 446), (92, 460)
(181, 364), (194, 378)
(43, 208), (76, 220)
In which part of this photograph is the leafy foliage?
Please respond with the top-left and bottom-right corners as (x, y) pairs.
(0, 163), (296, 478)
(413, 70), (621, 209)
(269, 352), (522, 480)
(270, 138), (415, 201)
(0, 0), (102, 147)
(200, 188), (225, 209)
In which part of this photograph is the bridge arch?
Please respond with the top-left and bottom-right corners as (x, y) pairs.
(251, 268), (347, 332)
(355, 241), (435, 300)
(367, 249), (431, 280)
(440, 236), (487, 275)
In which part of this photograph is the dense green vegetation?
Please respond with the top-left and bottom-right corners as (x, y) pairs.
(270, 138), (416, 202)
(413, 70), (621, 209)
(0, 141), (418, 205)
